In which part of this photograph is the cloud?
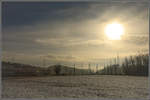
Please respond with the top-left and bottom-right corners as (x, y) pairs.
(46, 54), (78, 61)
(123, 35), (149, 45)
(2, 2), (149, 65)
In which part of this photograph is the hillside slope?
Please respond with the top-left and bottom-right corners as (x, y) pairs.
(2, 62), (90, 77)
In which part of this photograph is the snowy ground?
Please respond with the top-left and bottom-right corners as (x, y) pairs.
(2, 75), (149, 99)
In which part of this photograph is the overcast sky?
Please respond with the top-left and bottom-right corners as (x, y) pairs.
(2, 2), (149, 67)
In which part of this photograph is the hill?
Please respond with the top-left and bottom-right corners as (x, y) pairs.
(47, 64), (90, 75)
(2, 61), (90, 77)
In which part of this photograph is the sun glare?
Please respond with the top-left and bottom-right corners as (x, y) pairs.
(105, 22), (124, 40)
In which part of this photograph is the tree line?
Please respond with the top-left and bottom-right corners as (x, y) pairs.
(2, 53), (149, 77)
(100, 53), (149, 76)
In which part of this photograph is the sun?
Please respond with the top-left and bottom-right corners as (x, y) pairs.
(105, 22), (124, 40)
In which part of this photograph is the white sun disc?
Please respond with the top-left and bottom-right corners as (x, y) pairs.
(105, 22), (124, 40)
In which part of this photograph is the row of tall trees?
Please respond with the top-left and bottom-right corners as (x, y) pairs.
(122, 53), (148, 76)
(100, 53), (149, 76)
(100, 64), (123, 75)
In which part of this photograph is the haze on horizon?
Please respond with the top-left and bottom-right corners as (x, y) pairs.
(2, 2), (149, 68)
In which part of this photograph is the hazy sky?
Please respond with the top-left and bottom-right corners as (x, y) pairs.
(2, 2), (149, 67)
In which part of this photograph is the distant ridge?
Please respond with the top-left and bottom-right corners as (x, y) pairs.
(2, 61), (90, 77)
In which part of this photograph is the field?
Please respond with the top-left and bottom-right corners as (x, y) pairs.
(2, 75), (149, 99)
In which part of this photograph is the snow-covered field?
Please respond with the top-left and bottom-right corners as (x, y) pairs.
(2, 75), (149, 99)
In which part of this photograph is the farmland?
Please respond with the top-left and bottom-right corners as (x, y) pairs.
(2, 75), (149, 99)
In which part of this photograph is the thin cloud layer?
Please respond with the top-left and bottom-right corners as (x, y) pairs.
(2, 2), (149, 66)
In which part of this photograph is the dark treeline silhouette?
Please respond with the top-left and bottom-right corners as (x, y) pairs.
(100, 64), (123, 75)
(122, 53), (148, 76)
(100, 53), (149, 76)
(2, 53), (149, 77)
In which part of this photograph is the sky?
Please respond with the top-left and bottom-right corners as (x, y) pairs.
(2, 2), (149, 68)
